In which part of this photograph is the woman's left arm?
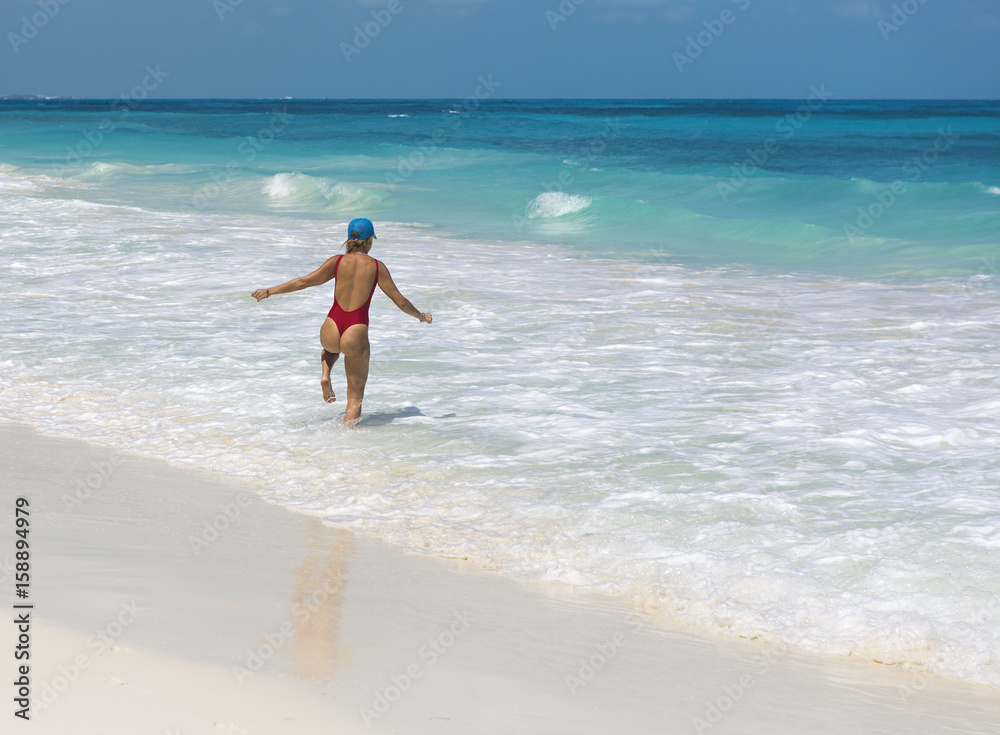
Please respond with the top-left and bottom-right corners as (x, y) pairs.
(251, 256), (339, 302)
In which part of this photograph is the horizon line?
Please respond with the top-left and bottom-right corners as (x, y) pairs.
(2, 96), (998, 102)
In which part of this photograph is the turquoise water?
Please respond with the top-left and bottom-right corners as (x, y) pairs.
(2, 99), (999, 274)
(2, 99), (999, 687)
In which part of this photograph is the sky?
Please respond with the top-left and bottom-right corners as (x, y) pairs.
(1, 0), (998, 99)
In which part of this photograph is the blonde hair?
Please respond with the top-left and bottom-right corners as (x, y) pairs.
(343, 236), (373, 255)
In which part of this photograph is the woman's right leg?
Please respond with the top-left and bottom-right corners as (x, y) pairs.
(319, 318), (342, 404)
(320, 350), (339, 403)
(339, 325), (371, 428)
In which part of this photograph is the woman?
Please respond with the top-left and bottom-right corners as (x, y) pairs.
(251, 218), (432, 427)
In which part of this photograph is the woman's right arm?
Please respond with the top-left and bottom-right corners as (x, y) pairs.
(251, 256), (339, 302)
(377, 263), (432, 323)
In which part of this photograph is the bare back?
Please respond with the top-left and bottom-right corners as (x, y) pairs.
(333, 253), (380, 311)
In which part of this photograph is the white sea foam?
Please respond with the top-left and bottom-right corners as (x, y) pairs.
(261, 173), (380, 212)
(78, 161), (136, 177)
(262, 171), (319, 200)
(2, 194), (1000, 689)
(985, 185), (1000, 196)
(0, 169), (41, 193)
(75, 161), (198, 177)
(0, 166), (98, 195)
(525, 192), (593, 218)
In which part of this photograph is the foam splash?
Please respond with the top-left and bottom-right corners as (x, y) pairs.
(0, 166), (41, 194)
(261, 173), (380, 212)
(0, 165), (86, 194)
(525, 192), (593, 218)
(55, 161), (201, 182)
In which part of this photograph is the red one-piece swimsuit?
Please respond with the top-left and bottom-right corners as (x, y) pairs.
(327, 255), (379, 332)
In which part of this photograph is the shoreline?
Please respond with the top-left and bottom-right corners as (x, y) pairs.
(2, 419), (1000, 734)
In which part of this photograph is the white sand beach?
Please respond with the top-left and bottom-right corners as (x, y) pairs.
(1, 420), (998, 735)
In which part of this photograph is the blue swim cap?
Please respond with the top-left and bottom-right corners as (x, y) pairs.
(348, 217), (377, 240)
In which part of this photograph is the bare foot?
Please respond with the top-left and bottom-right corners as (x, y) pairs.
(320, 349), (339, 404)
